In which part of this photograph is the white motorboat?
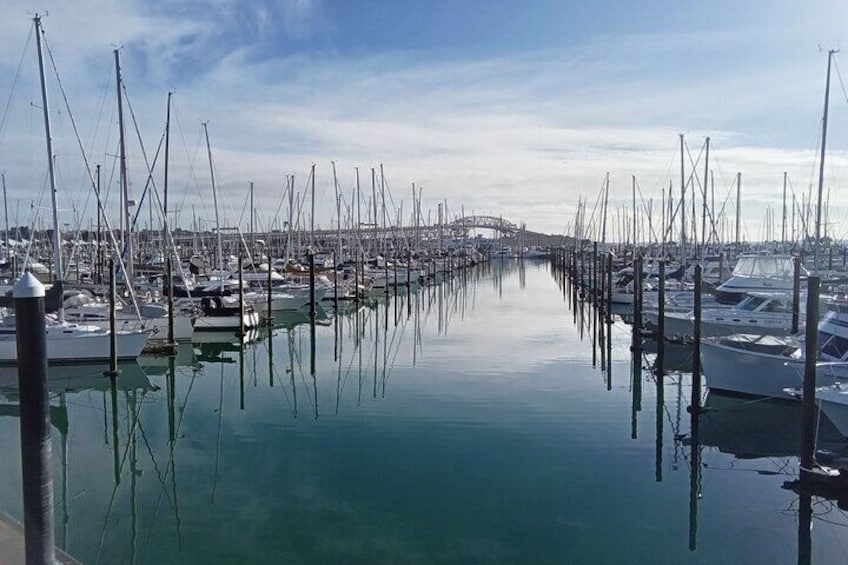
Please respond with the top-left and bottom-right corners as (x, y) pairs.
(193, 295), (261, 332)
(817, 383), (848, 437)
(700, 309), (848, 398)
(663, 292), (801, 338)
(244, 290), (309, 314)
(714, 253), (804, 305)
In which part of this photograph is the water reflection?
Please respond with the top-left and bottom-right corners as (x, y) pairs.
(4, 260), (848, 563)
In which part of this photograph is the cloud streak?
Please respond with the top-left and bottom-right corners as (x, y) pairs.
(1, 0), (848, 241)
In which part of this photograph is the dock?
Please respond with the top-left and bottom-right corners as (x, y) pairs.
(0, 512), (81, 565)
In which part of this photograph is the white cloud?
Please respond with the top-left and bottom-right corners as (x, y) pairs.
(1, 0), (847, 241)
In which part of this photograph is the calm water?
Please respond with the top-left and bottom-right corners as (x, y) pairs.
(1, 260), (847, 564)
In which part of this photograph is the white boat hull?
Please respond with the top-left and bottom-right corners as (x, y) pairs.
(700, 340), (842, 397)
(819, 386), (848, 437)
(0, 329), (149, 364)
(193, 311), (261, 332)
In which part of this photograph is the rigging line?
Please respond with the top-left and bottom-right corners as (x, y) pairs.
(83, 59), (113, 167)
(0, 25), (33, 151)
(122, 82), (164, 229)
(834, 57), (848, 109)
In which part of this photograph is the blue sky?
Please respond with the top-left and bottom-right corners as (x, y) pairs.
(1, 0), (848, 240)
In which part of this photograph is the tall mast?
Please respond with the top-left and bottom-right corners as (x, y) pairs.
(411, 183), (416, 251)
(370, 168), (378, 255)
(163, 92), (171, 259)
(814, 49), (837, 272)
(700, 136), (710, 256)
(679, 133), (686, 261)
(2, 173), (9, 271)
(287, 175), (294, 260)
(631, 175), (636, 251)
(380, 164), (387, 254)
(95, 165), (102, 283)
(331, 161), (341, 267)
(355, 168), (361, 256)
(781, 171), (788, 245)
(735, 172), (742, 251)
(203, 123), (224, 275)
(310, 164), (316, 245)
(601, 172), (609, 245)
(249, 181), (254, 253)
(115, 48), (133, 284)
(34, 16), (64, 316)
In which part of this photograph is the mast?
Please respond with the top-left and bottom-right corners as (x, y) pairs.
(331, 161), (341, 269)
(371, 168), (378, 255)
(679, 134), (686, 261)
(95, 165), (102, 283)
(601, 172), (609, 245)
(163, 92), (171, 262)
(631, 175), (636, 252)
(701, 136), (710, 256)
(203, 123), (224, 276)
(735, 172), (742, 252)
(355, 167), (361, 257)
(380, 164), (387, 255)
(2, 173), (9, 273)
(781, 171), (788, 245)
(814, 49), (837, 272)
(310, 164), (316, 246)
(249, 181), (254, 254)
(34, 15), (64, 319)
(115, 48), (133, 284)
(163, 93), (174, 344)
(287, 175), (294, 260)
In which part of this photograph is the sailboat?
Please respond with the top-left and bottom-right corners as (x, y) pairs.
(192, 123), (260, 333)
(0, 16), (149, 364)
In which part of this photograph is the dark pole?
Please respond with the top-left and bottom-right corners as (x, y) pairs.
(800, 275), (820, 477)
(238, 256), (245, 336)
(14, 272), (55, 565)
(606, 253), (613, 322)
(632, 256), (642, 352)
(657, 260), (666, 375)
(690, 264), (703, 414)
(267, 258), (273, 325)
(166, 256), (175, 346)
(792, 256), (802, 334)
(105, 258), (119, 377)
(309, 251), (316, 318)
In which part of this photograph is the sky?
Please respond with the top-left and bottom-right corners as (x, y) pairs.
(1, 0), (848, 242)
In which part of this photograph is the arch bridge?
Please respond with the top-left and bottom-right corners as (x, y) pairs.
(447, 215), (520, 235)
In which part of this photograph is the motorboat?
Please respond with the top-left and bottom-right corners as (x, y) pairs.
(713, 253), (803, 305)
(700, 309), (848, 398)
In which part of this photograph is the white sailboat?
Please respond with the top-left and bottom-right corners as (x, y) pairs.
(0, 17), (149, 365)
(192, 123), (260, 333)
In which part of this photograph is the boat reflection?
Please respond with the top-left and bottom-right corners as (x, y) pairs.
(700, 392), (847, 459)
(0, 361), (152, 394)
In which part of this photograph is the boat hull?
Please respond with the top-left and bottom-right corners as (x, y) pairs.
(700, 339), (842, 398)
(0, 330), (149, 365)
(818, 386), (848, 437)
(193, 311), (261, 332)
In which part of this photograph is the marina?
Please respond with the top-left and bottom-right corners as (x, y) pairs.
(3, 4), (848, 564)
(2, 259), (848, 563)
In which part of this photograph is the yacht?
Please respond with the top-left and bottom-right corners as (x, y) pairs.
(714, 253), (803, 304)
(663, 292), (801, 338)
(700, 309), (848, 398)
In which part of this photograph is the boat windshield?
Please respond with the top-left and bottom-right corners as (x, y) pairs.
(819, 331), (848, 360)
(737, 295), (767, 311)
(731, 255), (799, 278)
